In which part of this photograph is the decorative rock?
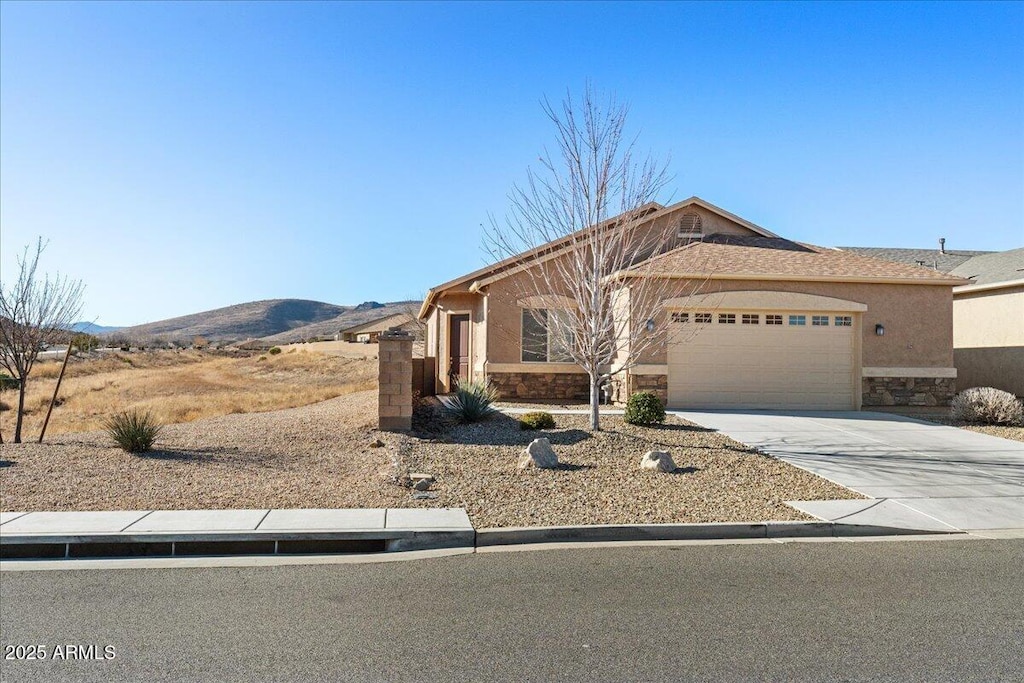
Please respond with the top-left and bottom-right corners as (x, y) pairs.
(640, 450), (677, 473)
(409, 473), (435, 482)
(413, 478), (432, 491)
(412, 492), (438, 500)
(369, 439), (385, 448)
(518, 438), (559, 469)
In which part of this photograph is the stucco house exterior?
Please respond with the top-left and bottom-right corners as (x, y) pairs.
(419, 197), (965, 410)
(842, 246), (1023, 397)
(339, 313), (420, 343)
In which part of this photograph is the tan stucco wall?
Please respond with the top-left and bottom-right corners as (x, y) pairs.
(630, 279), (955, 368)
(951, 285), (1023, 396)
(432, 291), (485, 392)
(953, 286), (1024, 348)
(480, 206), (765, 367)
(954, 347), (1024, 396)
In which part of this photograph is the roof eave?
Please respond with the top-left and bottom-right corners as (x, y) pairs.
(608, 272), (968, 286)
(953, 278), (1024, 294)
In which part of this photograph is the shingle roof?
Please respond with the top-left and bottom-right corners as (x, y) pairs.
(949, 247), (1024, 286)
(838, 247), (992, 273)
(618, 235), (967, 283)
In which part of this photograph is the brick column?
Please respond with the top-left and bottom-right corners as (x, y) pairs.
(378, 328), (414, 431)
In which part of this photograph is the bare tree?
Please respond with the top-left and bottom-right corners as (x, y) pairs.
(0, 239), (85, 443)
(486, 87), (709, 431)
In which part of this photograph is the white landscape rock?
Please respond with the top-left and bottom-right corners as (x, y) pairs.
(518, 438), (559, 469)
(640, 450), (677, 473)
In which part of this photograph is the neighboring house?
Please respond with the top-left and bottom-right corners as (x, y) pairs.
(419, 197), (965, 410)
(843, 245), (1023, 396)
(339, 313), (420, 343)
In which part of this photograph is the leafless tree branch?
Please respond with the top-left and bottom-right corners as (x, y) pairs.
(485, 86), (710, 430)
(0, 238), (85, 442)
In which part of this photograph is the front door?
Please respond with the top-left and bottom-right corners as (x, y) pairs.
(448, 314), (470, 388)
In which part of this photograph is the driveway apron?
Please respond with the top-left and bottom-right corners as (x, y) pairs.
(671, 410), (1024, 531)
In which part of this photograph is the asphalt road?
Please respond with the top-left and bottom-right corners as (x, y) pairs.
(1, 539), (1022, 682)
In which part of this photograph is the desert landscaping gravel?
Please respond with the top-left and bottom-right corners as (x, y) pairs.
(0, 390), (862, 527)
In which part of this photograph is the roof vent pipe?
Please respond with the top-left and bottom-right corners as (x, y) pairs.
(939, 237), (946, 254)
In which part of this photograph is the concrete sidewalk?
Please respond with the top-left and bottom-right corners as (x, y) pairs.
(0, 508), (474, 558)
(674, 410), (1024, 532)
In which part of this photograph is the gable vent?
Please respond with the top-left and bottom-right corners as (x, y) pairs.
(678, 213), (703, 239)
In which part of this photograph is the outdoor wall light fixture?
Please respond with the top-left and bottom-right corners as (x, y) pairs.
(646, 319), (656, 333)
(875, 324), (885, 336)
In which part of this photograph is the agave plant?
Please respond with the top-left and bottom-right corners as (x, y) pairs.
(439, 378), (498, 423)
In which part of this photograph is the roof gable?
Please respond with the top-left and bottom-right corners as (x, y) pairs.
(419, 196), (778, 318)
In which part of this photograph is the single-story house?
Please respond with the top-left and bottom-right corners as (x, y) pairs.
(339, 313), (420, 343)
(419, 197), (966, 410)
(842, 245), (1023, 396)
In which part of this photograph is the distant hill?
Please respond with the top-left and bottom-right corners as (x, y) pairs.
(115, 299), (349, 343)
(69, 322), (123, 335)
(258, 301), (421, 344)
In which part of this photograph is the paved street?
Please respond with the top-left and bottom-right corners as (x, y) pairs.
(675, 410), (1024, 530)
(2, 539), (1022, 682)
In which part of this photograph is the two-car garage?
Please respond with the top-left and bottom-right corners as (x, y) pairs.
(664, 292), (865, 410)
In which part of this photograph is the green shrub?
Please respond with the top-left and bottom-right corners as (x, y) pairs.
(439, 378), (498, 423)
(624, 391), (666, 426)
(519, 411), (556, 430)
(268, 346), (282, 355)
(104, 410), (163, 453)
(0, 373), (20, 391)
(951, 387), (1023, 426)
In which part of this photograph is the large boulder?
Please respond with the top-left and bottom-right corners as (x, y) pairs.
(518, 438), (559, 469)
(640, 450), (677, 473)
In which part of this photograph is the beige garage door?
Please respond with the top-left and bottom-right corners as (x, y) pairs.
(667, 311), (856, 410)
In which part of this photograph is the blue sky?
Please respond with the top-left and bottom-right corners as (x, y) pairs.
(2, 1), (1022, 326)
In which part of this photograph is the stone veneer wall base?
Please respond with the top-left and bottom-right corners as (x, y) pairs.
(488, 372), (591, 401)
(862, 376), (956, 407)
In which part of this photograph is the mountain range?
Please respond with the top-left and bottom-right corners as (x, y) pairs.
(69, 322), (124, 335)
(108, 299), (419, 344)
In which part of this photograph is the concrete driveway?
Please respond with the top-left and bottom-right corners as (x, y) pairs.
(672, 410), (1024, 531)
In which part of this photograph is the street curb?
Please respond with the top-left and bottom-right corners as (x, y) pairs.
(475, 521), (964, 547)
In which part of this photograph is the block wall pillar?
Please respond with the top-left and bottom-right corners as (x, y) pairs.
(378, 328), (414, 431)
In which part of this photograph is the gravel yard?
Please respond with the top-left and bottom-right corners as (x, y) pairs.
(0, 391), (861, 527)
(869, 407), (1024, 443)
(943, 423), (1024, 442)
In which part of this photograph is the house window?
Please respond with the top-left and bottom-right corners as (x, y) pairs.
(678, 213), (703, 239)
(812, 315), (829, 326)
(695, 312), (712, 324)
(789, 315), (806, 326)
(742, 314), (759, 325)
(670, 312), (689, 323)
(835, 315), (852, 327)
(719, 313), (736, 324)
(521, 309), (573, 363)
(766, 314), (783, 325)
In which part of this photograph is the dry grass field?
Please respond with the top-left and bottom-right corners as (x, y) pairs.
(0, 347), (377, 439)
